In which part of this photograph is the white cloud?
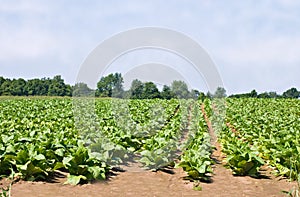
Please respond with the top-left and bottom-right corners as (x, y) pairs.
(218, 36), (300, 65)
(0, 27), (55, 60)
(0, 0), (299, 93)
(0, 0), (50, 14)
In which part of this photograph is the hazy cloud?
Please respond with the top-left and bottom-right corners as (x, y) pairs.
(0, 0), (299, 94)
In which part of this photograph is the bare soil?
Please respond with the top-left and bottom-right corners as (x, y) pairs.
(0, 162), (295, 197)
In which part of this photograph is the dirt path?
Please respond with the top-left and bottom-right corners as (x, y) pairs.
(4, 164), (295, 197)
(200, 103), (295, 197)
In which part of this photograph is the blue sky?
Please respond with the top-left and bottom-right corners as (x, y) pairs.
(0, 0), (299, 94)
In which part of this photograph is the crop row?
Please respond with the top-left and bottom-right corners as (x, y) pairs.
(0, 98), (214, 184)
(209, 98), (300, 179)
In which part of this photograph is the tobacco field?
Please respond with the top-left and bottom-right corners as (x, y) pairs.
(0, 97), (299, 188)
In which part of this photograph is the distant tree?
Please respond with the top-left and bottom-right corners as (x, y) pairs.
(228, 94), (242, 98)
(39, 78), (51, 95)
(142, 82), (160, 99)
(229, 90), (259, 98)
(189, 89), (200, 99)
(42, 78), (52, 95)
(161, 85), (175, 99)
(0, 77), (6, 95)
(249, 90), (258, 98)
(11, 78), (26, 96)
(25, 79), (38, 95)
(72, 83), (94, 96)
(65, 84), (72, 97)
(130, 79), (144, 99)
(258, 92), (270, 98)
(24, 78), (50, 96)
(171, 80), (189, 99)
(214, 87), (226, 98)
(111, 73), (124, 98)
(122, 90), (131, 99)
(96, 74), (113, 97)
(0, 77), (5, 86)
(268, 91), (280, 98)
(282, 87), (299, 99)
(0, 79), (12, 96)
(96, 73), (124, 97)
(48, 75), (68, 96)
(0, 76), (71, 96)
(206, 91), (213, 99)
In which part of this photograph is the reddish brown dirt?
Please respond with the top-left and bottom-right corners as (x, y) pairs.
(0, 164), (295, 197)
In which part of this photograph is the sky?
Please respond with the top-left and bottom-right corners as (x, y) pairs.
(0, 0), (299, 95)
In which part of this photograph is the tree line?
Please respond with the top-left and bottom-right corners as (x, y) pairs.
(0, 73), (299, 99)
(0, 75), (72, 96)
(93, 73), (204, 99)
(228, 88), (300, 99)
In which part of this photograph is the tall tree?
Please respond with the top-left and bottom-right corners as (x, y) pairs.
(189, 89), (200, 99)
(214, 87), (227, 98)
(11, 78), (26, 96)
(48, 75), (68, 96)
(130, 79), (144, 99)
(268, 91), (280, 98)
(282, 87), (299, 99)
(206, 91), (213, 99)
(25, 79), (39, 95)
(0, 77), (6, 95)
(161, 85), (175, 99)
(142, 82), (160, 99)
(30, 78), (51, 96)
(249, 90), (258, 98)
(0, 79), (11, 96)
(65, 84), (72, 97)
(96, 73), (124, 97)
(72, 83), (94, 96)
(171, 80), (189, 99)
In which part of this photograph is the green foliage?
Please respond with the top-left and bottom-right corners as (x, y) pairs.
(47, 75), (70, 96)
(178, 102), (213, 180)
(72, 83), (94, 97)
(189, 89), (200, 100)
(96, 73), (123, 97)
(257, 91), (281, 98)
(282, 161), (300, 197)
(141, 82), (160, 99)
(229, 90), (258, 98)
(283, 87), (300, 99)
(193, 182), (202, 191)
(0, 98), (110, 184)
(0, 76), (71, 96)
(129, 80), (163, 99)
(220, 98), (300, 178)
(62, 143), (108, 185)
(161, 85), (175, 99)
(138, 100), (182, 169)
(25, 78), (49, 96)
(213, 87), (227, 98)
(1, 95), (298, 188)
(220, 132), (264, 176)
(171, 80), (189, 99)
(129, 79), (144, 99)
